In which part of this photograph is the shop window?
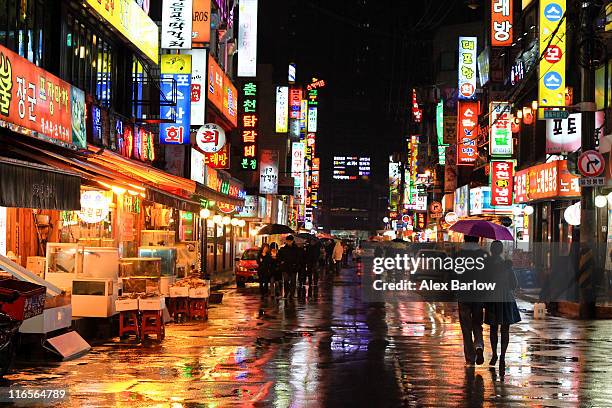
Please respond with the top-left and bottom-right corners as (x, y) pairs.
(0, 0), (46, 66)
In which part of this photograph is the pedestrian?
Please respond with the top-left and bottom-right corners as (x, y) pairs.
(332, 240), (344, 275)
(306, 239), (321, 287)
(278, 235), (302, 298)
(456, 235), (489, 365)
(269, 242), (282, 298)
(257, 243), (271, 297)
(484, 240), (521, 369)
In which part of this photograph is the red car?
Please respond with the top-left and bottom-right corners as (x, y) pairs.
(235, 247), (259, 287)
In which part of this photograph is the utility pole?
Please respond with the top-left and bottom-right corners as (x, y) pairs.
(577, 0), (601, 319)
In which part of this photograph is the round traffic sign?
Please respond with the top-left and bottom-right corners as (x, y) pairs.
(577, 150), (605, 177)
(429, 201), (442, 214)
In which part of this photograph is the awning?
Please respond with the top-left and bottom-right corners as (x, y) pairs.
(194, 182), (245, 207)
(0, 157), (81, 210)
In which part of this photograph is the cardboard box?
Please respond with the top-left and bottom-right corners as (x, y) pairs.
(169, 286), (189, 297)
(139, 296), (165, 311)
(189, 286), (209, 299)
(115, 298), (138, 312)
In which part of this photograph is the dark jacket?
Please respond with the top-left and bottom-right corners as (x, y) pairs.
(257, 252), (272, 278)
(278, 243), (303, 273)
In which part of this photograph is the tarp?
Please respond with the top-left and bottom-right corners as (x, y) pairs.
(0, 158), (80, 210)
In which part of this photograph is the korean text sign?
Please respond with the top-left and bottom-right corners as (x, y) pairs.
(86, 0), (158, 63)
(458, 36), (477, 99)
(456, 101), (479, 165)
(160, 54), (191, 144)
(513, 160), (579, 203)
(489, 102), (513, 156)
(161, 0), (193, 49)
(275, 86), (288, 132)
(0, 43), (86, 148)
(539, 0), (566, 109)
(490, 160), (514, 206)
(207, 55), (238, 127)
(239, 81), (258, 171)
(259, 150), (279, 194)
(546, 113), (581, 153)
(491, 0), (513, 46)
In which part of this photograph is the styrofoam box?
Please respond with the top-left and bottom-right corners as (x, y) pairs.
(139, 296), (165, 311)
(169, 286), (189, 297)
(189, 286), (210, 299)
(115, 298), (139, 312)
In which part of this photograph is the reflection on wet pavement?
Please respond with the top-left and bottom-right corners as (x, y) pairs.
(5, 267), (612, 407)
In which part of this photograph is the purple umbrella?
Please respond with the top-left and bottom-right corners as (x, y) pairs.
(449, 220), (514, 241)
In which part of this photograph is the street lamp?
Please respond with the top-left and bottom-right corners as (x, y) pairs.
(212, 214), (223, 224)
(200, 208), (211, 219)
(222, 216), (231, 225)
(382, 216), (389, 223)
(595, 195), (607, 208)
(523, 205), (534, 216)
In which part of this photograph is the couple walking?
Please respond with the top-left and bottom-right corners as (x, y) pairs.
(457, 236), (521, 368)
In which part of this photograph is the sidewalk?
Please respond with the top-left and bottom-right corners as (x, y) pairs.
(209, 268), (235, 290)
(516, 288), (612, 319)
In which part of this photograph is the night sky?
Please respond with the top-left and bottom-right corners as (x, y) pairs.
(259, 0), (482, 184)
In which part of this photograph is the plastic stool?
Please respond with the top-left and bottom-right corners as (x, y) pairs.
(188, 298), (208, 320)
(119, 310), (140, 340)
(173, 297), (189, 321)
(141, 310), (165, 340)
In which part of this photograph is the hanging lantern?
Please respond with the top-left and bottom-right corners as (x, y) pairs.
(522, 107), (534, 125)
(511, 116), (521, 133)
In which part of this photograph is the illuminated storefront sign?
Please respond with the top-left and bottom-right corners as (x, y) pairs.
(456, 101), (479, 165)
(207, 55), (238, 127)
(514, 160), (579, 203)
(78, 191), (111, 224)
(458, 36), (477, 99)
(307, 107), (318, 133)
(389, 161), (401, 211)
(289, 87), (302, 120)
(237, 0), (258, 77)
(260, 149), (279, 194)
(454, 185), (470, 217)
(239, 81), (258, 170)
(185, 49), (207, 126)
(192, 0), (211, 45)
(0, 44), (86, 149)
(490, 160), (514, 206)
(291, 142), (305, 178)
(190, 147), (206, 184)
(489, 102), (513, 156)
(539, 0), (566, 110)
(412, 89), (422, 123)
(134, 125), (155, 162)
(436, 100), (447, 164)
(85, 0), (158, 63)
(275, 86), (288, 133)
(237, 195), (258, 218)
(333, 156), (371, 180)
(161, 0), (193, 49)
(491, 0), (513, 47)
(204, 144), (229, 169)
(546, 113), (581, 153)
(160, 54), (191, 144)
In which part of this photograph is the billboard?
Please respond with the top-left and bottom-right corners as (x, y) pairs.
(85, 0), (158, 63)
(192, 0), (211, 45)
(291, 142), (305, 178)
(333, 156), (371, 180)
(546, 113), (581, 153)
(491, 0), (513, 46)
(275, 86), (289, 132)
(489, 102), (513, 156)
(307, 107), (318, 133)
(185, 49), (207, 126)
(161, 0), (193, 49)
(458, 36), (477, 99)
(237, 0), (258, 77)
(207, 55), (237, 127)
(490, 160), (514, 206)
(538, 0), (566, 110)
(160, 54), (191, 144)
(0, 43), (86, 149)
(456, 101), (479, 165)
(239, 81), (258, 171)
(260, 150), (279, 194)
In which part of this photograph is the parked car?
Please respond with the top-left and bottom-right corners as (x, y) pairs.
(235, 248), (260, 288)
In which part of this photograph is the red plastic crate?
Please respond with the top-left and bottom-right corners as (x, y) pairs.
(0, 279), (46, 321)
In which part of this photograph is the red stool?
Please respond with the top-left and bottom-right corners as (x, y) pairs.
(119, 310), (140, 340)
(174, 297), (189, 321)
(188, 298), (208, 320)
(141, 310), (165, 341)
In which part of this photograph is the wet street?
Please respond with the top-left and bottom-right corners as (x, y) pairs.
(5, 267), (612, 407)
